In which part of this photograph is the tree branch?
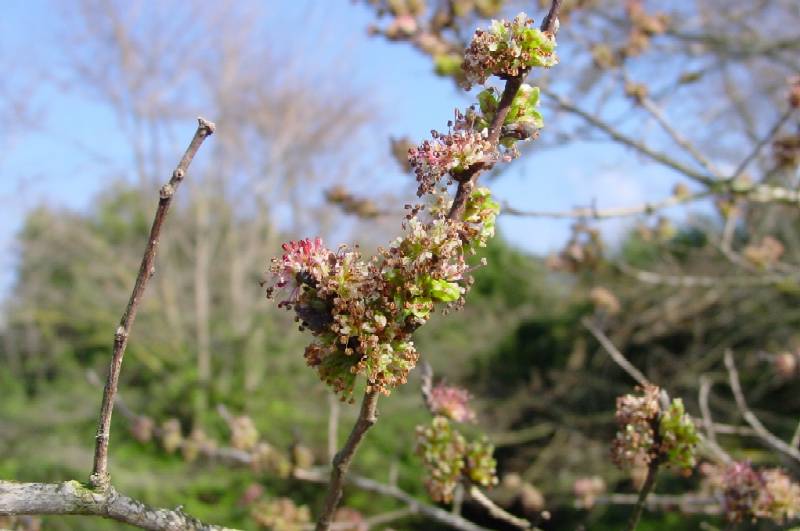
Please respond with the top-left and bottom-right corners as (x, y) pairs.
(315, 390), (380, 531)
(582, 317), (650, 388)
(91, 117), (215, 488)
(625, 456), (660, 531)
(542, 87), (715, 186)
(0, 481), (236, 531)
(723, 349), (800, 463)
(726, 106), (796, 182)
(296, 468), (489, 531)
(467, 486), (539, 530)
(503, 190), (708, 219)
(635, 92), (723, 178)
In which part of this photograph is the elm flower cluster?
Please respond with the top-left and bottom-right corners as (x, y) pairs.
(265, 195), (500, 399)
(408, 110), (496, 197)
(611, 385), (698, 472)
(409, 84), (545, 195)
(705, 461), (800, 524)
(476, 83), (544, 150)
(429, 383), (476, 422)
(250, 497), (311, 531)
(267, 238), (415, 399)
(265, 13), (551, 401)
(415, 415), (497, 503)
(462, 13), (557, 88)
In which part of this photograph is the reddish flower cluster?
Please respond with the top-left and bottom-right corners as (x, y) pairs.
(611, 385), (698, 471)
(408, 110), (496, 197)
(703, 461), (800, 523)
(611, 384), (661, 467)
(428, 383), (476, 423)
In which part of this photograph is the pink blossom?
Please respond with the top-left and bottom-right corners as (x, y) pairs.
(266, 237), (332, 299)
(429, 383), (476, 422)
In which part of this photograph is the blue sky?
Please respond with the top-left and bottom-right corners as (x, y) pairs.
(0, 1), (687, 302)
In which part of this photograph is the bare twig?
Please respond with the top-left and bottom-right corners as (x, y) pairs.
(723, 350), (800, 463)
(727, 106), (796, 181)
(315, 390), (380, 531)
(296, 468), (489, 531)
(467, 485), (538, 530)
(593, 493), (721, 514)
(582, 317), (650, 387)
(790, 419), (800, 450)
(0, 481), (236, 531)
(503, 191), (708, 219)
(328, 392), (340, 464)
(625, 457), (660, 531)
(698, 376), (717, 445)
(420, 360), (435, 412)
(617, 261), (800, 288)
(90, 117), (215, 489)
(637, 94), (723, 178)
(542, 87), (715, 186)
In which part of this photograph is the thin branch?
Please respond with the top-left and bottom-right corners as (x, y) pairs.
(617, 261), (800, 288)
(91, 117), (215, 488)
(503, 191), (707, 219)
(315, 390), (380, 531)
(723, 350), (800, 463)
(295, 468), (490, 531)
(593, 493), (721, 514)
(467, 486), (538, 530)
(420, 360), (435, 412)
(637, 94), (723, 178)
(625, 458), (660, 531)
(0, 481), (236, 531)
(582, 317), (650, 387)
(727, 106), (796, 181)
(542, 87), (715, 186)
(698, 376), (718, 445)
(790, 418), (800, 450)
(327, 392), (340, 464)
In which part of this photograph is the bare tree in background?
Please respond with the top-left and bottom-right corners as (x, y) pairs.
(3, 0), (376, 423)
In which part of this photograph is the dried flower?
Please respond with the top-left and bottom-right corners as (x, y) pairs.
(611, 384), (660, 468)
(788, 75), (800, 108)
(774, 351), (798, 379)
(332, 507), (368, 531)
(589, 286), (620, 315)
